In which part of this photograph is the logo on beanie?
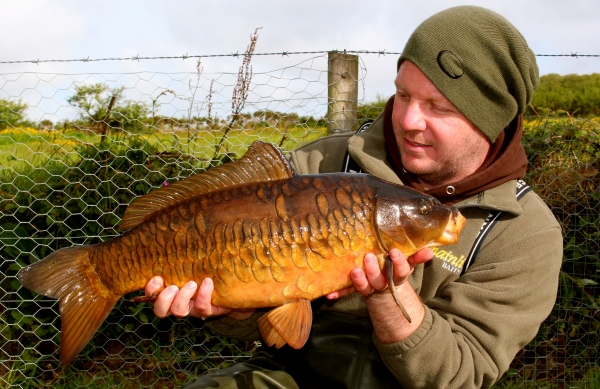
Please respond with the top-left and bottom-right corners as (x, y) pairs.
(437, 50), (463, 79)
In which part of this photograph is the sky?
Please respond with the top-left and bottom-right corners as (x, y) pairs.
(1, 0), (599, 121)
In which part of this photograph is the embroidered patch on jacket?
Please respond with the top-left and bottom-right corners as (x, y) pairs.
(432, 247), (466, 275)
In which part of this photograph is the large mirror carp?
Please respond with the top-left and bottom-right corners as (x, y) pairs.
(18, 141), (465, 365)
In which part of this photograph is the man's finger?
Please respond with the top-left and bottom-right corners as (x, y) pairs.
(153, 285), (178, 318)
(409, 247), (434, 266)
(170, 281), (198, 317)
(389, 249), (411, 280)
(350, 267), (377, 297)
(364, 253), (387, 290)
(326, 286), (357, 300)
(191, 278), (216, 317)
(145, 276), (164, 296)
(192, 279), (235, 318)
(226, 309), (256, 320)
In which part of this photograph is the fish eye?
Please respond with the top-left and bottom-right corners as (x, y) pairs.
(419, 200), (432, 214)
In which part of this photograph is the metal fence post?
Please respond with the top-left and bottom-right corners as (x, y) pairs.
(327, 52), (359, 135)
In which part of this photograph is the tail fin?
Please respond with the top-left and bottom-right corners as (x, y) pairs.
(18, 246), (119, 365)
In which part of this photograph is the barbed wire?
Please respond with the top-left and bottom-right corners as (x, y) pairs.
(1, 50), (599, 65)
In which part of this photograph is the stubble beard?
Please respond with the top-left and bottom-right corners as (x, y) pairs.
(403, 158), (460, 187)
(402, 150), (483, 188)
(397, 129), (490, 187)
(397, 134), (461, 186)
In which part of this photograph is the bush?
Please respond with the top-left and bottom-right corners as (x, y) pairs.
(357, 94), (388, 124)
(496, 115), (600, 385)
(529, 73), (600, 117)
(0, 99), (30, 130)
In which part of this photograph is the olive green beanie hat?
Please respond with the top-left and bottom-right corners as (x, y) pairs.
(398, 6), (539, 143)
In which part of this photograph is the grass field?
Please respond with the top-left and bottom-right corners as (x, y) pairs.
(1, 117), (598, 388)
(3, 116), (598, 170)
(0, 124), (328, 171)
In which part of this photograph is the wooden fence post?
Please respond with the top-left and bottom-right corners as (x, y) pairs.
(327, 52), (359, 135)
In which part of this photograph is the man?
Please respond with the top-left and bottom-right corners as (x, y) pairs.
(146, 6), (563, 388)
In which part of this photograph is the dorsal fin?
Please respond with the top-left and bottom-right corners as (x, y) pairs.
(118, 141), (295, 231)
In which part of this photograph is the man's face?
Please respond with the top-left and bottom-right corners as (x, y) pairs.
(391, 61), (491, 188)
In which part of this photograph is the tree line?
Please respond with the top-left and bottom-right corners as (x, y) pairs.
(361, 73), (600, 119)
(2, 73), (600, 132)
(527, 73), (600, 117)
(0, 83), (327, 133)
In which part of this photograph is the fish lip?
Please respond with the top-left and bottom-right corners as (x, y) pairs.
(454, 211), (466, 231)
(439, 211), (466, 245)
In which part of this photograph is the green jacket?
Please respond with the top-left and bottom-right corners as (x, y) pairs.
(210, 113), (563, 388)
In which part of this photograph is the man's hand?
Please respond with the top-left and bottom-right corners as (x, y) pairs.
(145, 276), (255, 320)
(326, 247), (433, 299)
(325, 247), (432, 343)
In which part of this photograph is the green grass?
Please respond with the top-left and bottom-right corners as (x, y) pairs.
(0, 124), (327, 169)
(1, 117), (598, 388)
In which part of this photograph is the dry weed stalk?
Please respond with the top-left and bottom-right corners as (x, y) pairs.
(207, 79), (215, 127)
(230, 27), (261, 127)
(211, 28), (262, 163)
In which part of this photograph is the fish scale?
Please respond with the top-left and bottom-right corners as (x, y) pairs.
(90, 175), (375, 306)
(18, 141), (465, 364)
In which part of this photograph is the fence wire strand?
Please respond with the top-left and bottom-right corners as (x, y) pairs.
(2, 50), (600, 65)
(0, 52), (598, 388)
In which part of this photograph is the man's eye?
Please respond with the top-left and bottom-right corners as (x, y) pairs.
(397, 92), (410, 101)
(431, 103), (454, 114)
(431, 104), (448, 113)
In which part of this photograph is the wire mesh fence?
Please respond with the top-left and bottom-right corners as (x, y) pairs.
(0, 50), (599, 388)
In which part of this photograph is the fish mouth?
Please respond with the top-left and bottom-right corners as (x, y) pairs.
(438, 211), (466, 245)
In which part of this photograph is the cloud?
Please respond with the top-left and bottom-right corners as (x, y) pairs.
(1, 0), (598, 120)
(1, 1), (85, 61)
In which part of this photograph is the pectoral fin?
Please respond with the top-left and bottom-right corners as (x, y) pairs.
(130, 288), (163, 303)
(257, 299), (312, 349)
(386, 255), (412, 323)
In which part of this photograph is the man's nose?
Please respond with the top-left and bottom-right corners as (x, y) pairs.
(395, 101), (426, 132)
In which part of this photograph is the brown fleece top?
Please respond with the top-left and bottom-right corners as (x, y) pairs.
(382, 96), (528, 204)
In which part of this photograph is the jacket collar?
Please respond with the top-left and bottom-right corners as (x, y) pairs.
(455, 180), (524, 216)
(346, 114), (401, 183)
